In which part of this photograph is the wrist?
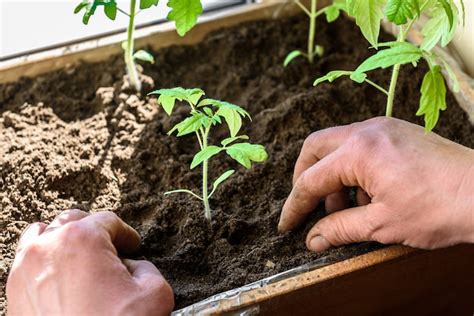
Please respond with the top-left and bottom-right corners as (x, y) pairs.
(454, 152), (474, 244)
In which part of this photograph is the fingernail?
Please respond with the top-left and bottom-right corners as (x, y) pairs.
(308, 235), (331, 252)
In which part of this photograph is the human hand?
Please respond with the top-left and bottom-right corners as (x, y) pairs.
(278, 117), (474, 252)
(7, 210), (174, 315)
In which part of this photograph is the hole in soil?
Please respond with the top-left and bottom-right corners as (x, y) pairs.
(48, 168), (108, 202)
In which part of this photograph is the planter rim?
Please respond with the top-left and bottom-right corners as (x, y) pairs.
(173, 244), (415, 315)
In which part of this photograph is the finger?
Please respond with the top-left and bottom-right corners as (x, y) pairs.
(279, 147), (359, 232)
(293, 124), (361, 185)
(81, 211), (140, 254)
(123, 259), (162, 281)
(356, 188), (371, 206)
(306, 204), (379, 252)
(123, 259), (175, 314)
(17, 222), (47, 251)
(325, 188), (350, 214)
(44, 209), (89, 233)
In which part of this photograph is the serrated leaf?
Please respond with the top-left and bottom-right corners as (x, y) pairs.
(133, 50), (154, 63)
(416, 66), (447, 132)
(221, 135), (249, 146)
(385, 0), (417, 25)
(191, 146), (223, 169)
(325, 5), (341, 23)
(354, 42), (423, 74)
(226, 143), (268, 169)
(283, 50), (304, 67)
(209, 170), (235, 197)
(169, 113), (205, 136)
(104, 1), (117, 20)
(217, 107), (242, 138)
(314, 70), (353, 86)
(167, 0), (203, 36)
(203, 107), (213, 117)
(346, 0), (386, 48)
(421, 3), (458, 51)
(150, 87), (205, 107)
(140, 0), (159, 9)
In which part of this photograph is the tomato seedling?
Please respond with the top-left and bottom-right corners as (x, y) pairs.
(314, 0), (464, 131)
(284, 0), (346, 66)
(149, 88), (268, 220)
(74, 0), (203, 92)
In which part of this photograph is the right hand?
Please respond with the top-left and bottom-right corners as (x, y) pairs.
(278, 117), (474, 252)
(7, 210), (174, 316)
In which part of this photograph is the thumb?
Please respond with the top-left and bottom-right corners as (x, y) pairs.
(122, 259), (163, 282)
(306, 204), (378, 252)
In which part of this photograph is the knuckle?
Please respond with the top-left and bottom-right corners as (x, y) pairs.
(58, 221), (96, 244)
(20, 242), (44, 257)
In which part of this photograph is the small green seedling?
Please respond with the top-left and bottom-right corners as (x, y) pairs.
(284, 0), (346, 66)
(314, 0), (464, 131)
(74, 0), (203, 92)
(149, 87), (268, 221)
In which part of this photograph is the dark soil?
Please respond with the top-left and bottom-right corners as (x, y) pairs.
(1, 13), (473, 312)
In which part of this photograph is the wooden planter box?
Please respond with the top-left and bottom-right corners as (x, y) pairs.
(1, 2), (473, 315)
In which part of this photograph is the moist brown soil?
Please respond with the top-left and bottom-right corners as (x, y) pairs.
(1, 13), (473, 311)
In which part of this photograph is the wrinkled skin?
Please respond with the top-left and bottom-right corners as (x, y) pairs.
(279, 117), (474, 252)
(7, 210), (174, 316)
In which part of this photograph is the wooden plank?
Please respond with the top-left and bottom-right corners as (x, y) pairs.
(220, 244), (474, 315)
(0, 2), (303, 84)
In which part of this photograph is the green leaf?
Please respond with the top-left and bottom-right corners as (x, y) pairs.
(209, 170), (235, 197)
(226, 143), (268, 169)
(168, 113), (206, 136)
(421, 3), (458, 51)
(385, 0), (418, 25)
(199, 99), (250, 137)
(74, 1), (89, 14)
(416, 66), (447, 132)
(346, 0), (386, 48)
(438, 0), (454, 30)
(325, 5), (341, 22)
(441, 58), (460, 93)
(349, 72), (368, 83)
(221, 135), (249, 146)
(150, 87), (205, 111)
(314, 70), (353, 86)
(191, 146), (223, 169)
(315, 45), (324, 58)
(164, 189), (202, 200)
(140, 0), (159, 10)
(81, 2), (98, 24)
(203, 107), (213, 117)
(167, 0), (203, 36)
(158, 94), (176, 115)
(283, 50), (304, 67)
(104, 1), (117, 20)
(354, 42), (423, 74)
(133, 50), (155, 63)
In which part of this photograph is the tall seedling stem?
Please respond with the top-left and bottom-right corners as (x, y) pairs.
(125, 0), (140, 91)
(386, 26), (405, 117)
(307, 0), (317, 64)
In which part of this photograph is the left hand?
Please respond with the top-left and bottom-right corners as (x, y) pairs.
(7, 210), (174, 315)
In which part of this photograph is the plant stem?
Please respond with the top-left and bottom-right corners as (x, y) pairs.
(307, 0), (317, 63)
(202, 126), (211, 220)
(385, 27), (406, 117)
(124, 0), (141, 91)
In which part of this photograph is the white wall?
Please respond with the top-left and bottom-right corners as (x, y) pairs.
(0, 0), (243, 59)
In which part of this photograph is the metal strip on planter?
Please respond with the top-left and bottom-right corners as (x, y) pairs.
(173, 242), (382, 315)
